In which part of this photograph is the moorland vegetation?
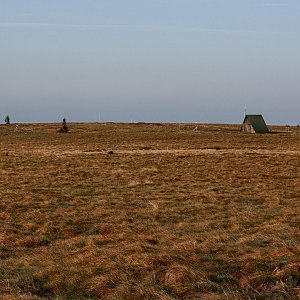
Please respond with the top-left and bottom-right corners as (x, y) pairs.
(0, 123), (299, 299)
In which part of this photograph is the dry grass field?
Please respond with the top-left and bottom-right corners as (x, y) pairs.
(0, 122), (299, 300)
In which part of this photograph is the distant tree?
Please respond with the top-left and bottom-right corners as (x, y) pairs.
(5, 116), (10, 125)
(59, 118), (69, 133)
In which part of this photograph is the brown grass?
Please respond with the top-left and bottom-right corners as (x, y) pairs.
(0, 122), (299, 299)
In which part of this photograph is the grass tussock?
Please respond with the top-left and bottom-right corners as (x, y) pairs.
(0, 123), (299, 299)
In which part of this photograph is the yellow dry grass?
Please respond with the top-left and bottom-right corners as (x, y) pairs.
(0, 122), (299, 299)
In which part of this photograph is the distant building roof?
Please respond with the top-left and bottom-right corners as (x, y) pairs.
(241, 115), (269, 133)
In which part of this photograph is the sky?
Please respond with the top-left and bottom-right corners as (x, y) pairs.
(1, 0), (300, 124)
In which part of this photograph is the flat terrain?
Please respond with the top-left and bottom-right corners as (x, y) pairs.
(0, 123), (299, 300)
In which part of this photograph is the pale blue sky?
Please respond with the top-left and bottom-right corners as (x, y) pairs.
(1, 0), (300, 124)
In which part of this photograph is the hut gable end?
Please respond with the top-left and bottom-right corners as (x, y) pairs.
(241, 115), (269, 133)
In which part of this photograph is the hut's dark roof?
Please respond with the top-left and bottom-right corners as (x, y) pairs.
(243, 115), (269, 133)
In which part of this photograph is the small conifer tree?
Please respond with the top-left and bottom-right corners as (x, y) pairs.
(5, 116), (10, 125)
(59, 118), (69, 133)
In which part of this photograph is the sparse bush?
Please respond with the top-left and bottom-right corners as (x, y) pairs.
(16, 268), (55, 298)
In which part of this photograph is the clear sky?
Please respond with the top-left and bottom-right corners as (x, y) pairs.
(1, 0), (300, 124)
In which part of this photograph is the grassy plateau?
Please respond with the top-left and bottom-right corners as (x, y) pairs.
(0, 122), (299, 300)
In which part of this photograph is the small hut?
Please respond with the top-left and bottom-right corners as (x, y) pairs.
(241, 115), (269, 133)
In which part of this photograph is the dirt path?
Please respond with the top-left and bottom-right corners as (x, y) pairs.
(12, 148), (300, 157)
